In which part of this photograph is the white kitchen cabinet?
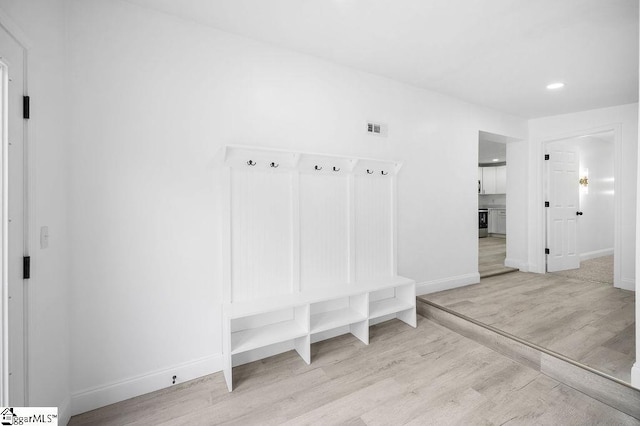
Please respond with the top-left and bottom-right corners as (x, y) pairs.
(488, 208), (506, 235)
(478, 166), (506, 194)
(495, 209), (506, 234)
(495, 166), (506, 194)
(488, 210), (494, 233)
(482, 167), (496, 194)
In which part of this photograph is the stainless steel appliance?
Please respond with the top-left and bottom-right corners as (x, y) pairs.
(479, 209), (488, 238)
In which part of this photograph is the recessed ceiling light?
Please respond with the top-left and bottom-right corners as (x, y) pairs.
(492, 158), (499, 162)
(546, 82), (565, 90)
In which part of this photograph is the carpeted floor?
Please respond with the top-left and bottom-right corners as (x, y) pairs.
(549, 255), (614, 284)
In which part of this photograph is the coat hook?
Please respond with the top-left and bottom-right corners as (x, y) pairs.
(333, 166), (340, 172)
(270, 162), (279, 168)
(247, 160), (256, 166)
(381, 170), (388, 176)
(315, 165), (322, 171)
(366, 169), (374, 174)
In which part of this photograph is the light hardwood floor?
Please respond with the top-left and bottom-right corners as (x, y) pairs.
(478, 236), (517, 278)
(69, 317), (639, 425)
(422, 270), (635, 383)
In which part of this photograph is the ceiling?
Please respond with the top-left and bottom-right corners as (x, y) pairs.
(125, 0), (639, 118)
(478, 132), (508, 164)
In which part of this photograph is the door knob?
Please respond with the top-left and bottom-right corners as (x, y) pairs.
(576, 211), (583, 216)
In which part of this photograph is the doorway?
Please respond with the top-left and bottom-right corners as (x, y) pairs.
(478, 131), (517, 278)
(544, 131), (615, 283)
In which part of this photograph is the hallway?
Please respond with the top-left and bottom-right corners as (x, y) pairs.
(478, 237), (517, 278)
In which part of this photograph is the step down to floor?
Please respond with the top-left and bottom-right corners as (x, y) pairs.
(416, 297), (640, 421)
(479, 267), (518, 279)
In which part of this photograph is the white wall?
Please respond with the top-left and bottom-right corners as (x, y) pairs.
(528, 104), (638, 291)
(577, 136), (615, 258)
(66, 0), (527, 412)
(0, 1), (71, 423)
(506, 140), (529, 270)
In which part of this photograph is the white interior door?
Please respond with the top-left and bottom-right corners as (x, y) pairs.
(0, 26), (26, 405)
(546, 147), (580, 272)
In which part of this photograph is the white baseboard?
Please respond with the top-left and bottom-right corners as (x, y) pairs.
(616, 277), (635, 291)
(71, 354), (223, 416)
(632, 363), (640, 390)
(58, 396), (71, 426)
(416, 273), (479, 296)
(504, 258), (528, 272)
(579, 248), (613, 261)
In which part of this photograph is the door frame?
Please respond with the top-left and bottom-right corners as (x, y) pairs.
(540, 123), (622, 287)
(0, 9), (31, 406)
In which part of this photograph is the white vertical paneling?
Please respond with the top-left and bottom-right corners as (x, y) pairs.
(299, 173), (349, 290)
(391, 175), (398, 275)
(354, 174), (393, 280)
(221, 167), (232, 303)
(348, 174), (356, 283)
(231, 169), (292, 302)
(291, 172), (301, 293)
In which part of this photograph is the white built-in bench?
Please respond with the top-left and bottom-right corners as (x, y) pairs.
(218, 146), (416, 391)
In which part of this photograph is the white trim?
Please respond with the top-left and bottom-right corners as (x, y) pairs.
(70, 354), (223, 416)
(504, 258), (528, 271)
(58, 396), (71, 426)
(632, 363), (640, 389)
(0, 51), (7, 409)
(0, 11), (31, 406)
(415, 273), (479, 296)
(579, 248), (613, 261)
(617, 278), (635, 292)
(0, 8), (32, 50)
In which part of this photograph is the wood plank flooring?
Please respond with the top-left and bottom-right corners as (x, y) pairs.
(478, 236), (517, 278)
(69, 318), (639, 425)
(421, 270), (635, 383)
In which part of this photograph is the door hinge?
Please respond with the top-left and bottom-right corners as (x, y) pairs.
(23, 256), (30, 279)
(544, 154), (550, 160)
(545, 248), (550, 255)
(23, 96), (30, 119)
(544, 201), (550, 207)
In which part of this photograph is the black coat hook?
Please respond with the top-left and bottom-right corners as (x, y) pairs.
(314, 165), (322, 171)
(270, 162), (279, 168)
(381, 171), (388, 176)
(366, 169), (374, 174)
(333, 166), (340, 172)
(247, 160), (256, 166)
